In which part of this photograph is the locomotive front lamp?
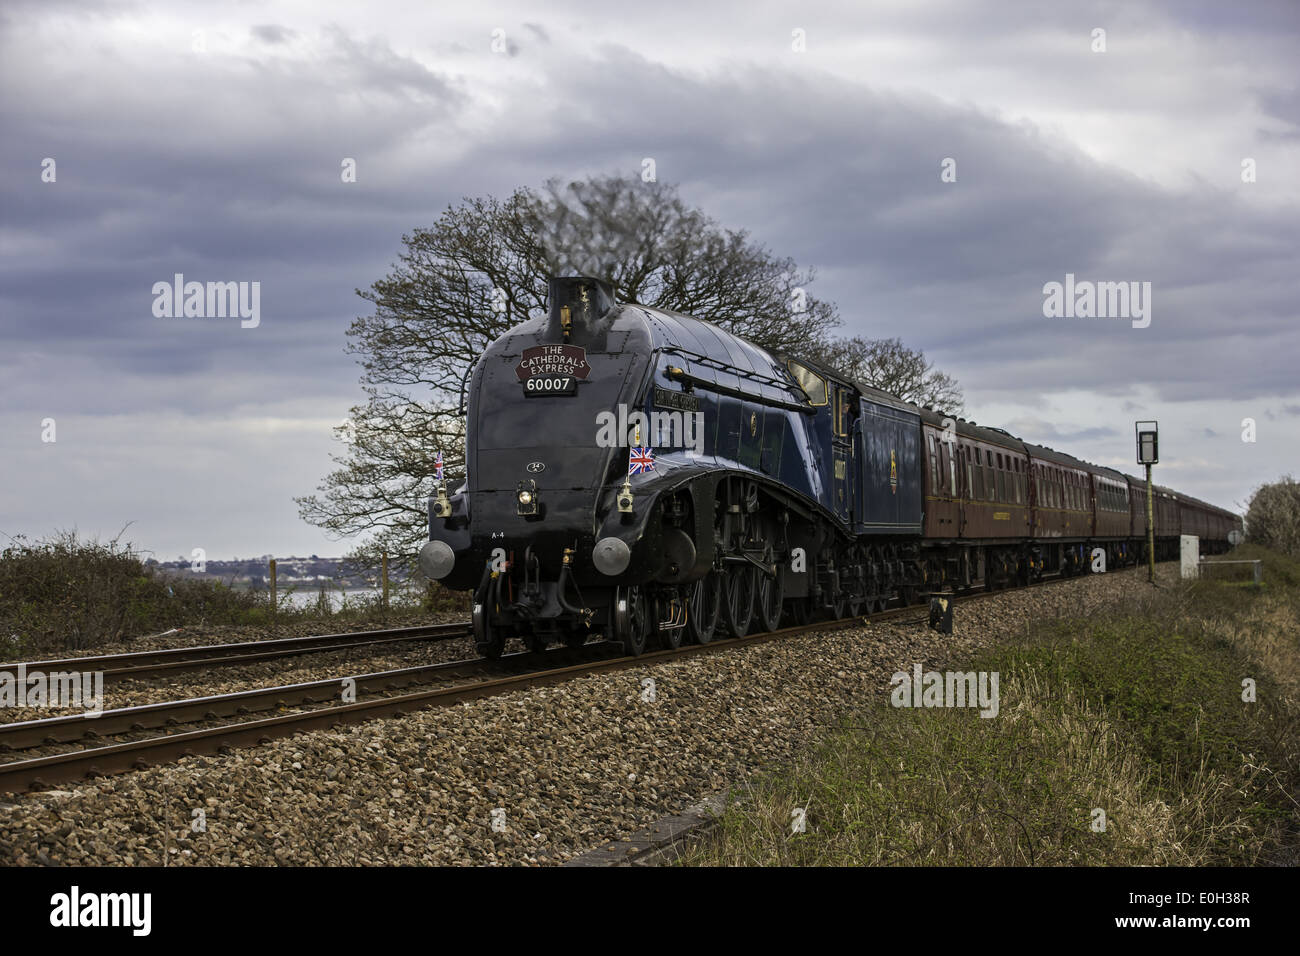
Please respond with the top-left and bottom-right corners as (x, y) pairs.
(617, 477), (634, 513)
(432, 485), (452, 518)
(517, 479), (539, 516)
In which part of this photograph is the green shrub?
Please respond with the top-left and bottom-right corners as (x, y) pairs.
(0, 532), (265, 656)
(1245, 475), (1300, 557)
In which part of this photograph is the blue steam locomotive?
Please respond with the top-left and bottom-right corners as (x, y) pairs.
(419, 276), (1239, 657)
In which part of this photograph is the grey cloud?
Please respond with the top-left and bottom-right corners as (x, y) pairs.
(251, 24), (297, 45)
(0, 3), (1293, 556)
(1003, 418), (1122, 445)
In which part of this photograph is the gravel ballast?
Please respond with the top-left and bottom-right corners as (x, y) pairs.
(0, 614), (474, 724)
(0, 566), (1168, 866)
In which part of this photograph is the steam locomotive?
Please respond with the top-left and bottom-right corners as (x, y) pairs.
(419, 276), (1241, 657)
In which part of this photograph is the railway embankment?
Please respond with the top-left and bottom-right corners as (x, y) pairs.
(678, 544), (1299, 866)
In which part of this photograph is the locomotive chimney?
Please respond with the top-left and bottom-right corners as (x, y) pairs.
(546, 275), (616, 345)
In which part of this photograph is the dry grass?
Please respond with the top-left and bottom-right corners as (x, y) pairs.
(681, 547), (1300, 866)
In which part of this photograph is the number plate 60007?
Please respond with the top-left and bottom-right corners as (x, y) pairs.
(523, 376), (576, 396)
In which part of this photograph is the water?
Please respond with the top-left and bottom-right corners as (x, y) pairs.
(274, 586), (399, 612)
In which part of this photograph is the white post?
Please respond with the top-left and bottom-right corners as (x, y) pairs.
(1180, 535), (1199, 580)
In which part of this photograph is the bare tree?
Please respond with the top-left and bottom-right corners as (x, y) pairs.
(813, 335), (964, 415)
(296, 175), (841, 568)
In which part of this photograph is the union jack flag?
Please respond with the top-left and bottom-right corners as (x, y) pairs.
(434, 451), (444, 482)
(628, 446), (655, 475)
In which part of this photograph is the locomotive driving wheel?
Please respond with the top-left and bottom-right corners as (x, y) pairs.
(843, 548), (865, 617)
(723, 561), (757, 638)
(832, 590), (849, 620)
(686, 572), (722, 644)
(755, 561), (784, 633)
(845, 592), (864, 618)
(658, 589), (685, 650)
(614, 585), (650, 657)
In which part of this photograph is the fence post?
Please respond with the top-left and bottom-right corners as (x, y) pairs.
(269, 558), (277, 615)
(382, 551), (389, 612)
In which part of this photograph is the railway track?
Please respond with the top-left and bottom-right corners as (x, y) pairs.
(2, 621), (472, 684)
(0, 568), (1125, 793)
(0, 646), (616, 755)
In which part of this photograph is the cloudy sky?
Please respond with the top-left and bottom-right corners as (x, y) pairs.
(2, 0), (1296, 561)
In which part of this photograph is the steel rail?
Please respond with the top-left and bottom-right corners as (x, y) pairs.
(1, 622), (472, 683)
(0, 647), (612, 751)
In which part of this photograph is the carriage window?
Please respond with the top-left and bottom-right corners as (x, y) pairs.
(928, 434), (939, 491)
(787, 361), (828, 406)
(949, 445), (957, 495)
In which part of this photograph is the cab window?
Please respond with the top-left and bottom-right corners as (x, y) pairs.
(787, 361), (828, 406)
(833, 388), (851, 438)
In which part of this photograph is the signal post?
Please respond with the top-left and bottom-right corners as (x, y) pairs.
(1135, 421), (1159, 584)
